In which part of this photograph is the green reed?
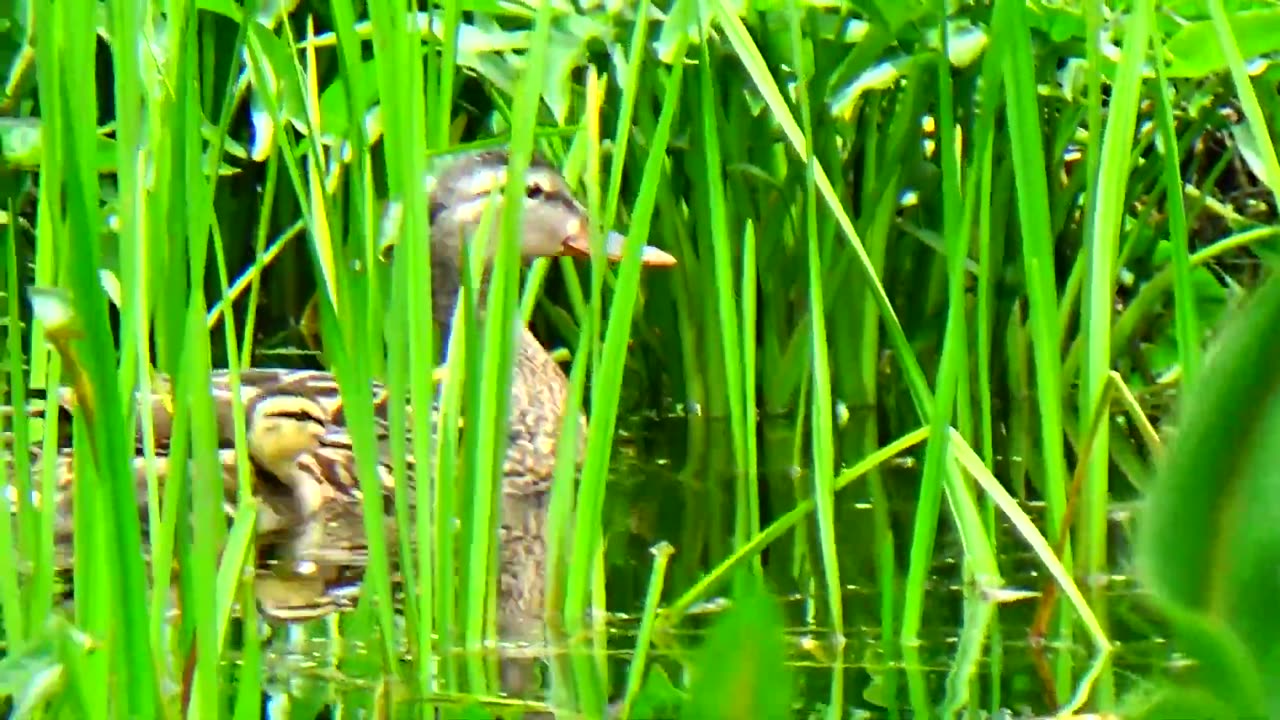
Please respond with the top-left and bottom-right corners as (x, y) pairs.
(904, 0), (969, 651)
(989, 0), (1072, 666)
(49, 0), (160, 713)
(617, 541), (674, 720)
(691, 12), (752, 522)
(360, 0), (435, 678)
(562, 44), (685, 639)
(784, 0), (845, 645)
(1074, 1), (1153, 703)
(467, 0), (552, 655)
(0, 222), (29, 651)
(1148, 33), (1200, 393)
(352, 0), (444, 680)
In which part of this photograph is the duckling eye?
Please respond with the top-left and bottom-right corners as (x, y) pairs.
(278, 409), (323, 424)
(526, 183), (546, 200)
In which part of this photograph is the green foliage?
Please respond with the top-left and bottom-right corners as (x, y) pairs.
(1136, 274), (1280, 717)
(679, 575), (794, 720)
(0, 616), (95, 718)
(3, 0), (1280, 717)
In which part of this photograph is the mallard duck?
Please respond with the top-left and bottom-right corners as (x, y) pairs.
(9, 149), (677, 630)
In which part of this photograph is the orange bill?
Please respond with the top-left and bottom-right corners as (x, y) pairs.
(562, 229), (677, 266)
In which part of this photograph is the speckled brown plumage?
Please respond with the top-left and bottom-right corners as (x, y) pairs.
(15, 444), (365, 622)
(504, 326), (589, 492)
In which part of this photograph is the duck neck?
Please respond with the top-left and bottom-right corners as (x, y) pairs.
(429, 251), (467, 363)
(430, 253), (517, 365)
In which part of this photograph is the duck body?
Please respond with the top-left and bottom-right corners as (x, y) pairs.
(8, 149), (675, 629)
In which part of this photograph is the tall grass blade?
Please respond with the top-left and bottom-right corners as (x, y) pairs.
(784, 0), (843, 645)
(692, 12), (747, 489)
(41, 0), (159, 712)
(1149, 29), (1201, 389)
(902, 5), (971, 644)
(617, 541), (674, 720)
(563, 50), (685, 633)
(1079, 0), (1151, 616)
(1, 221), (32, 650)
(992, 0), (1072, 655)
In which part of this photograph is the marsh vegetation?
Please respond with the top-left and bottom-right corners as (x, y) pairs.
(3, 0), (1280, 718)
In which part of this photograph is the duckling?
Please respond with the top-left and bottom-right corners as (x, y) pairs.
(11, 441), (384, 623)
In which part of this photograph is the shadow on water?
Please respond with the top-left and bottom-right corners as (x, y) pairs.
(246, 412), (1173, 718)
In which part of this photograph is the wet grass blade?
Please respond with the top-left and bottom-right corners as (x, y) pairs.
(783, 0), (843, 642)
(174, 295), (235, 718)
(1149, 27), (1201, 390)
(37, 0), (160, 712)
(740, 218), (760, 556)
(992, 0), (1073, 662)
(1, 221), (32, 651)
(617, 541), (675, 720)
(545, 301), (591, 624)
(903, 5), (974, 644)
(22, 0), (70, 675)
(1078, 0), (1151, 635)
(564, 44), (685, 633)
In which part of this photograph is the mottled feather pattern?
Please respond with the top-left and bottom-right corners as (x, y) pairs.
(6, 321), (576, 628)
(4, 367), (405, 456)
(11, 441), (405, 622)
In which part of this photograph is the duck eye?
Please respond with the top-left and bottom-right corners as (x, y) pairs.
(526, 183), (545, 200)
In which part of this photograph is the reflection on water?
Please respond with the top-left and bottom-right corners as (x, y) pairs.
(242, 414), (1170, 717)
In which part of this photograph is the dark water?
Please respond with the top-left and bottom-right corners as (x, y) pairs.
(246, 414), (1173, 718)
